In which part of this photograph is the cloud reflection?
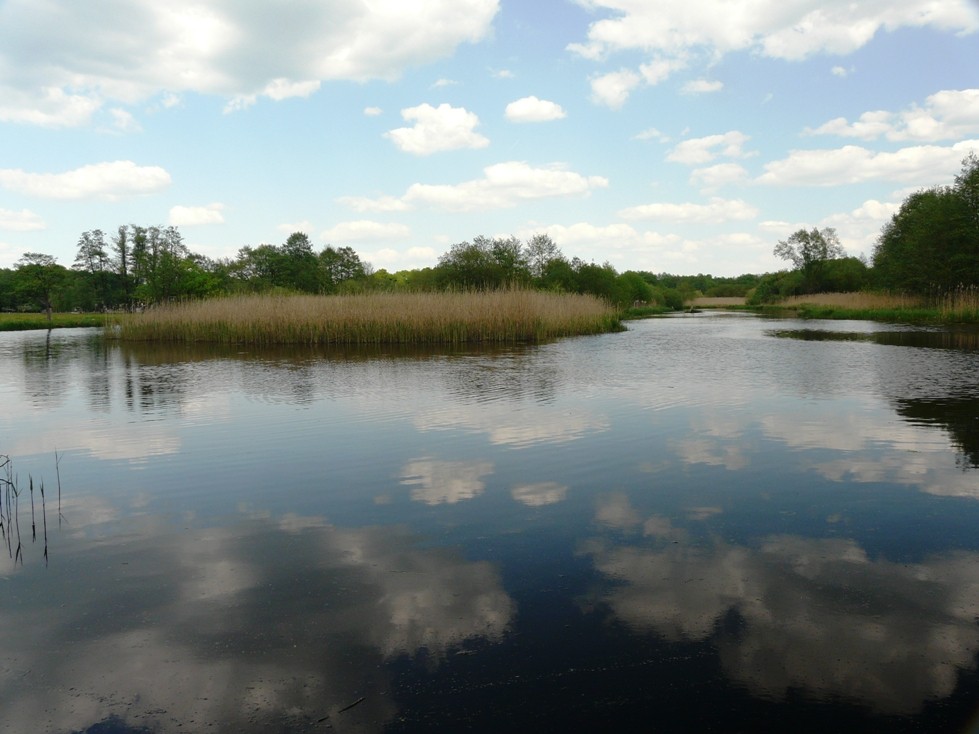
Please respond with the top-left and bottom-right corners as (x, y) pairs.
(400, 457), (494, 504)
(582, 497), (979, 714)
(0, 512), (514, 732)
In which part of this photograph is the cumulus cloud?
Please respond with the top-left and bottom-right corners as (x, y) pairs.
(668, 131), (753, 165)
(0, 160), (171, 199)
(505, 96), (567, 122)
(0, 208), (45, 231)
(682, 79), (723, 94)
(569, 1), (978, 65)
(690, 163), (750, 191)
(384, 103), (490, 155)
(169, 203), (225, 226)
(337, 195), (412, 213)
(806, 88), (979, 142)
(0, 0), (500, 125)
(633, 127), (669, 142)
(757, 139), (979, 186)
(619, 197), (759, 223)
(589, 69), (641, 109)
(320, 220), (410, 242)
(345, 162), (607, 213)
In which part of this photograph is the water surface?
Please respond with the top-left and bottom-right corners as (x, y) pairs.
(2, 313), (979, 733)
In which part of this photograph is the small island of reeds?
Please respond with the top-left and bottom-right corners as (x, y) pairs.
(111, 290), (623, 345)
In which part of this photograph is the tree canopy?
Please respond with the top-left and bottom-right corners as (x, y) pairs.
(873, 154), (979, 294)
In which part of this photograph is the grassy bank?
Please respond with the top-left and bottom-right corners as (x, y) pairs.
(760, 290), (979, 323)
(111, 291), (623, 345)
(0, 312), (110, 331)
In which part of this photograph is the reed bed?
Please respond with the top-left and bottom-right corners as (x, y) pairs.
(776, 289), (979, 322)
(112, 291), (622, 345)
(779, 292), (923, 310)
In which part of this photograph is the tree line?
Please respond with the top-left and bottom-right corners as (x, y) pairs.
(3, 154), (975, 315)
(751, 153), (979, 303)
(0, 227), (761, 315)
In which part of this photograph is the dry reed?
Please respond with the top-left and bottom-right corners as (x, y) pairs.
(780, 288), (979, 321)
(779, 292), (923, 309)
(112, 291), (622, 345)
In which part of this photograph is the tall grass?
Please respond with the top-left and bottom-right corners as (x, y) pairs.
(773, 289), (979, 322)
(111, 290), (622, 345)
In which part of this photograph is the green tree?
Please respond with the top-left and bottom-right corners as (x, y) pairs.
(281, 232), (319, 292)
(14, 253), (67, 321)
(525, 233), (562, 280)
(436, 239), (498, 289)
(318, 245), (367, 293)
(774, 227), (846, 293)
(73, 229), (111, 310)
(873, 187), (975, 293)
(612, 270), (655, 308)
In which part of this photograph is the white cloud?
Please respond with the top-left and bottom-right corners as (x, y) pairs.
(384, 103), (489, 155)
(589, 69), (641, 109)
(363, 106), (382, 116)
(619, 197), (759, 223)
(682, 79), (723, 95)
(757, 139), (979, 186)
(668, 131), (753, 165)
(807, 89), (979, 142)
(831, 65), (853, 77)
(0, 0), (500, 126)
(633, 127), (669, 142)
(337, 195), (412, 213)
(276, 220), (316, 235)
(0, 208), (46, 231)
(403, 161), (608, 211)
(569, 1), (978, 65)
(432, 78), (458, 88)
(320, 220), (410, 242)
(168, 203), (225, 226)
(690, 163), (750, 191)
(0, 160), (171, 200)
(505, 96), (567, 123)
(491, 68), (515, 79)
(108, 108), (142, 133)
(0, 86), (103, 127)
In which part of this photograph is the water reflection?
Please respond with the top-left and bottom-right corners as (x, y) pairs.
(582, 495), (979, 715)
(1, 506), (514, 733)
(3, 317), (979, 731)
(400, 458), (495, 505)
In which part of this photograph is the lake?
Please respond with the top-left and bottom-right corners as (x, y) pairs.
(2, 313), (979, 733)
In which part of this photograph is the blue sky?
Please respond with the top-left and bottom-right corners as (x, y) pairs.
(1, 0), (977, 276)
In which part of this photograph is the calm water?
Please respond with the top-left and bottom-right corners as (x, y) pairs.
(2, 313), (979, 733)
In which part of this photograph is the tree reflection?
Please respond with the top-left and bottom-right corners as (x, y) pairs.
(893, 396), (979, 468)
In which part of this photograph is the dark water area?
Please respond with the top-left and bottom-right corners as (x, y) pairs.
(2, 313), (979, 733)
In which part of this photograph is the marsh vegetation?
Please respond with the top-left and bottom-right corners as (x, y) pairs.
(111, 290), (622, 345)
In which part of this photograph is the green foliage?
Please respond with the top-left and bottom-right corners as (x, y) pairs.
(14, 253), (68, 319)
(773, 227), (846, 293)
(747, 271), (804, 305)
(872, 157), (979, 294)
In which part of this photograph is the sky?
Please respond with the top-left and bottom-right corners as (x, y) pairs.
(1, 0), (978, 277)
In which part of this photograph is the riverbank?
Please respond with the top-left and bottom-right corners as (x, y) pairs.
(0, 313), (110, 331)
(757, 291), (979, 323)
(110, 291), (622, 344)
